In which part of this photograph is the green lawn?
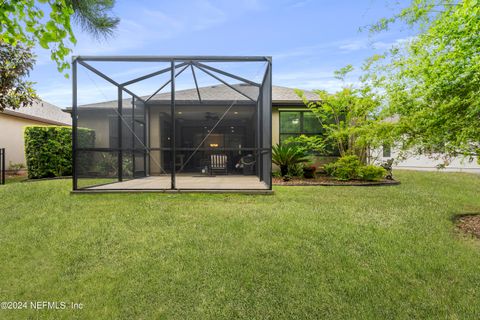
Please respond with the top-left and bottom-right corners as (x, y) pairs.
(0, 171), (479, 319)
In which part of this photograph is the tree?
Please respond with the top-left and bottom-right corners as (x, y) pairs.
(0, 0), (119, 110)
(365, 0), (480, 162)
(0, 0), (119, 72)
(296, 65), (385, 164)
(0, 41), (37, 111)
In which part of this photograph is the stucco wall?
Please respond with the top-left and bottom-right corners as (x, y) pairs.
(0, 113), (56, 169)
(272, 107), (280, 146)
(149, 107), (163, 175)
(376, 148), (480, 173)
(78, 111), (111, 148)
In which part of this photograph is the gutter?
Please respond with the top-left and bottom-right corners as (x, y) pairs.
(1, 109), (71, 126)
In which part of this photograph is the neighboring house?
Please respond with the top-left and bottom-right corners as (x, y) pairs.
(377, 146), (480, 173)
(0, 100), (71, 172)
(374, 116), (480, 173)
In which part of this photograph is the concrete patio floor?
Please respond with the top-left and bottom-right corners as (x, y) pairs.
(81, 175), (271, 193)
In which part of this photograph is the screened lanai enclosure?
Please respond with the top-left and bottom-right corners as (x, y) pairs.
(72, 56), (272, 192)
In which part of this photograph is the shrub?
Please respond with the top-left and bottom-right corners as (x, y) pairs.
(358, 165), (387, 181)
(288, 163), (304, 177)
(272, 171), (282, 178)
(324, 155), (362, 180)
(272, 143), (309, 176)
(8, 162), (25, 174)
(325, 155), (387, 181)
(94, 153), (133, 178)
(24, 126), (94, 179)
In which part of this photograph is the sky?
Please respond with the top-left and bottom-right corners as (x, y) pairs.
(29, 0), (414, 108)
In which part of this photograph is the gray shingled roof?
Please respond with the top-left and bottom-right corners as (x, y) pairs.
(2, 99), (71, 125)
(76, 84), (319, 110)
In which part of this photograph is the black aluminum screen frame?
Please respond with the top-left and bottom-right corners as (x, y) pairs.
(72, 55), (272, 191)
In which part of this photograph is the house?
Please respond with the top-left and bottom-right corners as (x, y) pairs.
(70, 82), (322, 191)
(375, 116), (480, 173)
(0, 100), (71, 172)
(74, 82), (480, 185)
(73, 83), (320, 155)
(377, 147), (480, 173)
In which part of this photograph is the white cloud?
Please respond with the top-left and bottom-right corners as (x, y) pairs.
(338, 40), (368, 52)
(274, 69), (360, 93)
(372, 36), (416, 50)
(288, 0), (312, 8)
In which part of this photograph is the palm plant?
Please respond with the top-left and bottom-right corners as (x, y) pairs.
(68, 0), (120, 38)
(272, 144), (309, 177)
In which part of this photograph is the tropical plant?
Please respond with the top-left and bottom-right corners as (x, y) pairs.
(364, 0), (480, 163)
(272, 144), (309, 177)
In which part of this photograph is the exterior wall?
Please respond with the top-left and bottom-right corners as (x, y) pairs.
(0, 113), (57, 170)
(376, 148), (480, 173)
(79, 112), (110, 148)
(272, 107), (280, 146)
(149, 107), (163, 175)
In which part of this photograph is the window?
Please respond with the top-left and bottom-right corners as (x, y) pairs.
(279, 111), (322, 142)
(382, 144), (391, 157)
(280, 110), (342, 156)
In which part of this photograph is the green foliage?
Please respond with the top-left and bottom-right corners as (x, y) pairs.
(325, 155), (387, 181)
(358, 165), (387, 181)
(288, 163), (304, 177)
(365, 0), (480, 160)
(284, 134), (326, 155)
(0, 0), (119, 73)
(272, 143), (309, 176)
(8, 162), (25, 174)
(296, 68), (386, 163)
(95, 153), (133, 178)
(324, 155), (362, 181)
(24, 126), (94, 179)
(0, 41), (37, 111)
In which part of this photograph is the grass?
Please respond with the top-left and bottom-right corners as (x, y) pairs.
(4, 174), (27, 184)
(0, 170), (479, 319)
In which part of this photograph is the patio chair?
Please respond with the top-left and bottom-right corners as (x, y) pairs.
(210, 154), (228, 175)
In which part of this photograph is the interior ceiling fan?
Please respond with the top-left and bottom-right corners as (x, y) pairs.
(205, 112), (219, 121)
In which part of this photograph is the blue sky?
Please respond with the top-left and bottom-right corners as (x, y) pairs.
(29, 0), (413, 108)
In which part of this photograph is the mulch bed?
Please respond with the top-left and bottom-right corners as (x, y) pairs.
(272, 175), (400, 186)
(456, 214), (480, 239)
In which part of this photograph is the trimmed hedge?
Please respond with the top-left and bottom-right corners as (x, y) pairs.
(24, 126), (94, 179)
